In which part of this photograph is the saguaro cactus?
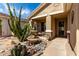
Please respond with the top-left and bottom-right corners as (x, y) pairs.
(7, 4), (32, 42)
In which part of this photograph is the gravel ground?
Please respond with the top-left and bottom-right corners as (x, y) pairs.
(0, 36), (48, 56)
(0, 36), (19, 56)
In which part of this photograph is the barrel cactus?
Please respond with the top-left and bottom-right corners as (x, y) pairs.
(11, 43), (27, 56)
(7, 3), (32, 42)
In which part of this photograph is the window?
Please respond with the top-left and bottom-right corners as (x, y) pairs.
(71, 10), (74, 24)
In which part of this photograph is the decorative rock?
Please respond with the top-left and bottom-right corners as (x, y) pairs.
(20, 42), (27, 45)
(0, 36), (47, 56)
(0, 50), (5, 53)
(34, 41), (47, 51)
(11, 40), (16, 44)
(27, 35), (35, 39)
(33, 50), (43, 56)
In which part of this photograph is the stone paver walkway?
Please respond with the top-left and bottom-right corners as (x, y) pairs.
(42, 38), (75, 56)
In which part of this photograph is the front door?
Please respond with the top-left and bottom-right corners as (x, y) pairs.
(56, 19), (67, 37)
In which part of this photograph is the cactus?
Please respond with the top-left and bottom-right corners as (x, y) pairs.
(11, 45), (19, 56)
(21, 45), (27, 56)
(11, 43), (27, 56)
(7, 3), (32, 42)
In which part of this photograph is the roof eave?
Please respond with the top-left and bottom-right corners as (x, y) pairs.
(27, 3), (47, 20)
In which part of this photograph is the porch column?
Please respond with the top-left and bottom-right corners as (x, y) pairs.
(46, 15), (52, 38)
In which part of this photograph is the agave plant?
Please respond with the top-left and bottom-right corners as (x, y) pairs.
(7, 3), (32, 42)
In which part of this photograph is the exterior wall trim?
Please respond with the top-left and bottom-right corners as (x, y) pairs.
(67, 30), (70, 33)
(49, 10), (64, 15)
(46, 30), (52, 32)
(31, 14), (47, 19)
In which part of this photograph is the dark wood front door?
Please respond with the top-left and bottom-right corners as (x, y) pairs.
(56, 19), (67, 37)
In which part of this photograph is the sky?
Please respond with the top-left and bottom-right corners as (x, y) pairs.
(0, 3), (40, 19)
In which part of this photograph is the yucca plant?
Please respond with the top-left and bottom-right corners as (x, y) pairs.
(7, 3), (32, 42)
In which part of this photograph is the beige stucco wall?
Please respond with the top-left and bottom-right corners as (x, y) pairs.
(32, 3), (64, 19)
(74, 4), (79, 56)
(1, 18), (12, 36)
(64, 3), (72, 12)
(68, 3), (76, 53)
(1, 19), (27, 36)
(68, 3), (79, 55)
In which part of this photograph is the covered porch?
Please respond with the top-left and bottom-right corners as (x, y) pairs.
(32, 17), (46, 32)
(31, 12), (68, 39)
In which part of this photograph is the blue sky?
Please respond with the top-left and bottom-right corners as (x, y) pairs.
(0, 3), (40, 19)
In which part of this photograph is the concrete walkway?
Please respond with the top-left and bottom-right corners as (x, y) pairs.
(42, 38), (75, 56)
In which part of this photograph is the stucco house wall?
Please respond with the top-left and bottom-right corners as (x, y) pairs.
(1, 18), (11, 36)
(67, 3), (79, 55)
(0, 13), (12, 36)
(73, 4), (79, 56)
(68, 4), (76, 50)
(32, 3), (64, 19)
(0, 13), (27, 37)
